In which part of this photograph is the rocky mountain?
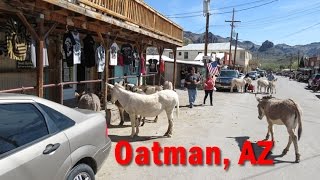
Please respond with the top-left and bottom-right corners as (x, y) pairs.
(183, 31), (320, 62)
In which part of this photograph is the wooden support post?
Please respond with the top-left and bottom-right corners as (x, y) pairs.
(173, 47), (177, 90)
(37, 16), (45, 98)
(98, 32), (110, 111)
(157, 46), (164, 86)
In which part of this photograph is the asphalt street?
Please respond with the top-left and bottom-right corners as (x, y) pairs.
(97, 76), (320, 180)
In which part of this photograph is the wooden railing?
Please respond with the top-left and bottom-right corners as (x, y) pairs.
(76, 0), (183, 42)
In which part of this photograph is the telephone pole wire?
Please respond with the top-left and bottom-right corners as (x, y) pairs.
(225, 8), (241, 69)
(204, 0), (210, 76)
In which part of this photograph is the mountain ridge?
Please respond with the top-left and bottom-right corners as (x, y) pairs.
(183, 31), (320, 61)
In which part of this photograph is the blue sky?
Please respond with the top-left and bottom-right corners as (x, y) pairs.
(145, 0), (320, 46)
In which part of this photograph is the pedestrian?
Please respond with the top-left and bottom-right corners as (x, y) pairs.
(267, 71), (275, 81)
(185, 67), (200, 108)
(203, 74), (215, 106)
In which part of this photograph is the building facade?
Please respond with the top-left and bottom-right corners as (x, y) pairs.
(163, 43), (252, 72)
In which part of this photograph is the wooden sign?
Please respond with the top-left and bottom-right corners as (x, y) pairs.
(16, 61), (34, 69)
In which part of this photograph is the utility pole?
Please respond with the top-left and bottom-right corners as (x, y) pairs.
(225, 8), (241, 69)
(297, 50), (300, 70)
(234, 33), (238, 70)
(204, 0), (210, 76)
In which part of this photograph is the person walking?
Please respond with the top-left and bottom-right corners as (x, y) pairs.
(203, 74), (215, 106)
(185, 67), (200, 108)
(267, 71), (275, 81)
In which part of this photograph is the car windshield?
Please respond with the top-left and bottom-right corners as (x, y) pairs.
(315, 74), (320, 79)
(249, 72), (256, 75)
(220, 71), (238, 77)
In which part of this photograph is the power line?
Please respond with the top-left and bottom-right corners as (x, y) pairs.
(167, 0), (278, 18)
(165, 0), (270, 17)
(280, 22), (320, 39)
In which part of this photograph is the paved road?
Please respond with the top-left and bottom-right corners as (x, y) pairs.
(97, 76), (320, 180)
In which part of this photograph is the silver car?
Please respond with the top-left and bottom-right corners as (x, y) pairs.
(0, 93), (111, 180)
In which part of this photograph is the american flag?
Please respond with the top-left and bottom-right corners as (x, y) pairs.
(207, 61), (219, 75)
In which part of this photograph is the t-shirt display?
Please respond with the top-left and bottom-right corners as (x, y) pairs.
(95, 45), (105, 73)
(72, 31), (81, 65)
(110, 42), (119, 66)
(63, 31), (76, 67)
(121, 44), (133, 65)
(148, 59), (158, 73)
(83, 34), (96, 68)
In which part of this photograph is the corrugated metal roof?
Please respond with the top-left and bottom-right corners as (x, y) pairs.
(176, 43), (244, 51)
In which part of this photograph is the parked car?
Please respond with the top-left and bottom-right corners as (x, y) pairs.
(215, 69), (240, 91)
(308, 74), (320, 88)
(0, 93), (111, 180)
(247, 71), (259, 80)
(257, 70), (266, 77)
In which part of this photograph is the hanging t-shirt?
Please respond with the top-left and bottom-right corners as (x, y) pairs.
(63, 31), (76, 67)
(118, 53), (124, 66)
(110, 42), (119, 66)
(159, 59), (165, 73)
(121, 44), (133, 65)
(31, 38), (49, 68)
(83, 34), (96, 68)
(72, 31), (81, 65)
(140, 53), (146, 75)
(148, 59), (158, 73)
(132, 50), (140, 73)
(95, 45), (105, 73)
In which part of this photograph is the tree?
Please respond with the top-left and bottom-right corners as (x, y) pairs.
(299, 56), (305, 68)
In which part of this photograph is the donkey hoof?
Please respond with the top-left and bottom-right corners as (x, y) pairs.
(119, 121), (124, 126)
(164, 133), (172, 137)
(295, 154), (301, 163)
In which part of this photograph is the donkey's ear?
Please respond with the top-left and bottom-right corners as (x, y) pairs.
(256, 97), (261, 102)
(107, 83), (114, 89)
(75, 92), (80, 98)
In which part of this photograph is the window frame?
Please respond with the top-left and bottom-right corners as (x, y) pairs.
(0, 101), (58, 159)
(184, 52), (188, 59)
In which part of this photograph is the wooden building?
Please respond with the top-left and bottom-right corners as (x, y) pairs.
(0, 0), (183, 108)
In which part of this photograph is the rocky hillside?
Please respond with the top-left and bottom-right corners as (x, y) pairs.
(183, 31), (320, 62)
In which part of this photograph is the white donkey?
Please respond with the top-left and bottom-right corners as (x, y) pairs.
(108, 83), (180, 138)
(230, 78), (251, 93)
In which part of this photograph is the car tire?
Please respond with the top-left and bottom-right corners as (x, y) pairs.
(67, 164), (95, 180)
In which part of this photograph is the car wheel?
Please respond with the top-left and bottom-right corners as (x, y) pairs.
(67, 164), (95, 180)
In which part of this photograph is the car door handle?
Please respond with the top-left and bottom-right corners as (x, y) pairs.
(43, 143), (60, 155)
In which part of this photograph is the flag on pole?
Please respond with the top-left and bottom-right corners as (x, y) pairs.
(207, 61), (219, 75)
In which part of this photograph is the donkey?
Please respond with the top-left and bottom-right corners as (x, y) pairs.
(257, 79), (269, 93)
(230, 78), (251, 93)
(108, 83), (179, 138)
(267, 79), (277, 94)
(75, 91), (101, 112)
(256, 95), (302, 163)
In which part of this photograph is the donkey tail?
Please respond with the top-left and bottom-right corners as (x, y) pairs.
(290, 99), (302, 140)
(176, 97), (180, 119)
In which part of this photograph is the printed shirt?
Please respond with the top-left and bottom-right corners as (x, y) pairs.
(95, 45), (105, 73)
(83, 34), (96, 68)
(63, 31), (76, 67)
(121, 44), (133, 65)
(110, 42), (119, 66)
(72, 31), (81, 65)
(185, 73), (200, 89)
(148, 59), (158, 73)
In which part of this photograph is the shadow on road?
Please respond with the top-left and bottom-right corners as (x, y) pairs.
(109, 135), (168, 142)
(226, 136), (296, 164)
(316, 95), (320, 99)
